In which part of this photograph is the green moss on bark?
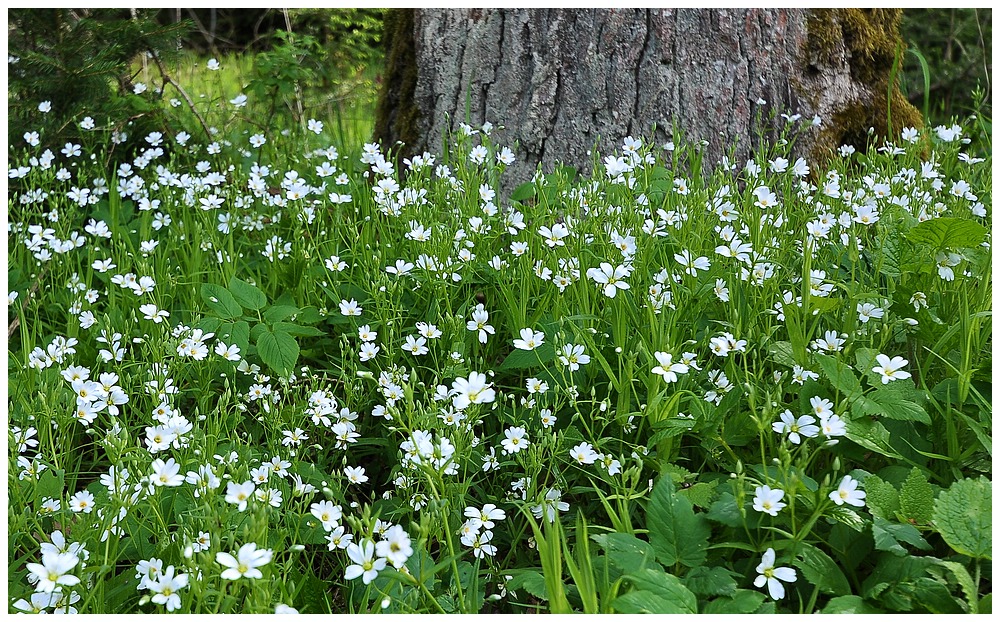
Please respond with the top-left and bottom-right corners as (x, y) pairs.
(806, 9), (923, 159)
(373, 8), (422, 156)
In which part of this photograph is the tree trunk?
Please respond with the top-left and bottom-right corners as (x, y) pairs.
(374, 8), (921, 186)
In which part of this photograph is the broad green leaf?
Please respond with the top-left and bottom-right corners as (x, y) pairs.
(677, 480), (719, 509)
(868, 387), (931, 424)
(201, 283), (243, 319)
(898, 468), (935, 524)
(499, 343), (555, 371)
(506, 571), (548, 600)
(647, 476), (709, 567)
(257, 329), (299, 376)
(933, 476), (992, 559)
(228, 276), (266, 310)
(591, 532), (655, 572)
(273, 321), (324, 337)
(863, 475), (901, 520)
(845, 418), (904, 460)
(816, 354), (862, 398)
(510, 182), (536, 202)
(706, 492), (742, 527)
(937, 560), (979, 614)
(793, 542), (851, 595)
(616, 568), (697, 613)
(34, 468), (64, 504)
(821, 595), (883, 614)
(683, 565), (737, 598)
(702, 590), (766, 614)
(872, 516), (931, 556)
(216, 320), (250, 353)
(905, 217), (988, 250)
(263, 304), (299, 324)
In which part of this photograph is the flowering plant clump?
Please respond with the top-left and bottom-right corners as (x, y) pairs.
(6, 54), (991, 614)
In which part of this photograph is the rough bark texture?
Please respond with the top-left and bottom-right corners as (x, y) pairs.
(374, 8), (921, 187)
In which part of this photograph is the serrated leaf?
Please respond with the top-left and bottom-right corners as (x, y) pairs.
(615, 568), (697, 613)
(592, 532), (654, 572)
(677, 480), (719, 509)
(868, 387), (931, 424)
(683, 566), (737, 598)
(257, 329), (299, 376)
(899, 468), (935, 524)
(702, 590), (766, 614)
(905, 217), (988, 250)
(937, 560), (978, 614)
(845, 418), (904, 460)
(499, 343), (555, 371)
(217, 320), (250, 353)
(863, 475), (901, 520)
(507, 571), (548, 600)
(263, 304), (299, 324)
(273, 322), (324, 337)
(933, 476), (992, 559)
(201, 283), (243, 319)
(816, 354), (862, 398)
(872, 516), (930, 556)
(706, 492), (742, 527)
(647, 477), (709, 567)
(228, 276), (266, 310)
(821, 595), (883, 614)
(793, 542), (851, 596)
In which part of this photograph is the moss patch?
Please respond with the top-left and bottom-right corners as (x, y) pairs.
(806, 9), (923, 160)
(372, 8), (422, 157)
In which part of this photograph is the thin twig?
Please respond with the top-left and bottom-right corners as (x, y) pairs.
(147, 48), (213, 140)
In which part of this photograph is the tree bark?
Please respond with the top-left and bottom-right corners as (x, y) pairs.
(375, 8), (921, 187)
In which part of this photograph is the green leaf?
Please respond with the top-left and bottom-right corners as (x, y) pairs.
(591, 532), (655, 572)
(821, 595), (884, 614)
(845, 418), (904, 460)
(816, 354), (862, 398)
(937, 560), (979, 614)
(273, 322), (324, 337)
(201, 283), (243, 319)
(615, 568), (697, 614)
(683, 566), (738, 598)
(256, 328), (299, 376)
(872, 516), (931, 556)
(702, 590), (766, 614)
(34, 468), (64, 504)
(793, 542), (851, 596)
(510, 182), (536, 202)
(867, 387), (931, 424)
(217, 320), (251, 353)
(677, 480), (719, 509)
(647, 476), (709, 568)
(933, 476), (992, 559)
(706, 492), (742, 527)
(499, 343), (555, 371)
(905, 217), (988, 250)
(228, 276), (266, 310)
(898, 468), (935, 524)
(263, 304), (299, 324)
(507, 571), (548, 600)
(863, 475), (901, 520)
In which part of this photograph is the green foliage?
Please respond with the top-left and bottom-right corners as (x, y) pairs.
(933, 476), (992, 559)
(646, 476), (710, 568)
(898, 467), (935, 524)
(8, 9), (190, 150)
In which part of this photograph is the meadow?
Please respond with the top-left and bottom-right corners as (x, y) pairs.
(6, 52), (993, 614)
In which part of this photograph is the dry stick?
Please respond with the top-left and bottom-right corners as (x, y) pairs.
(148, 49), (213, 140)
(9, 270), (46, 340)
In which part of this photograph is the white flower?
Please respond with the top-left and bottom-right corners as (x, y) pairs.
(650, 351), (688, 383)
(871, 354), (911, 384)
(375, 524), (413, 568)
(569, 442), (600, 465)
(513, 328), (545, 351)
(344, 540), (386, 584)
(771, 410), (819, 445)
(216, 543), (273, 580)
(451, 371), (496, 410)
(224, 480), (256, 511)
(500, 426), (529, 455)
(586, 262), (632, 298)
(344, 465), (368, 485)
(466, 303), (494, 343)
(754, 548), (796, 600)
(752, 485), (786, 516)
(25, 552), (81, 593)
(531, 488), (569, 523)
(147, 565), (189, 612)
(558, 343), (590, 371)
(206, 58), (221, 71)
(829, 475), (866, 507)
(339, 299), (362, 316)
